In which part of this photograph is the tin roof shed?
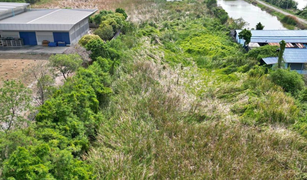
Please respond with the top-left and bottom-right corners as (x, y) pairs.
(262, 49), (307, 64)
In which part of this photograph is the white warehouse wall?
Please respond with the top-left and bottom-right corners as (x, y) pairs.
(0, 31), (19, 38)
(69, 18), (89, 45)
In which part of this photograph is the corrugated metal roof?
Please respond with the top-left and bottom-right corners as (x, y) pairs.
(251, 37), (307, 43)
(262, 57), (278, 65)
(262, 49), (307, 64)
(0, 2), (29, 8)
(284, 49), (307, 63)
(0, 9), (97, 31)
(0, 2), (29, 20)
(236, 30), (307, 37)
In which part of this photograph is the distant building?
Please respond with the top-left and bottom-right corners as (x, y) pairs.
(235, 30), (307, 48)
(261, 49), (307, 74)
(0, 2), (97, 46)
(235, 30), (307, 74)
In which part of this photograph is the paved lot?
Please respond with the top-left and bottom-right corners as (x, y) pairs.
(0, 46), (69, 54)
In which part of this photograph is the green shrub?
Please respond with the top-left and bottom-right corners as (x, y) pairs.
(115, 8), (128, 19)
(79, 34), (101, 47)
(281, 15), (297, 26)
(247, 45), (278, 60)
(212, 7), (228, 24)
(270, 69), (304, 95)
(85, 39), (120, 61)
(93, 10), (113, 25)
(94, 24), (114, 40)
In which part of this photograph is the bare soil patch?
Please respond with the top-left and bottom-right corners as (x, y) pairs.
(0, 54), (50, 86)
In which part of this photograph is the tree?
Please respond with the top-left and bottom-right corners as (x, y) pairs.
(94, 24), (114, 40)
(26, 62), (55, 106)
(256, 22), (264, 30)
(115, 8), (128, 19)
(78, 34), (101, 47)
(49, 54), (83, 80)
(205, 0), (217, 8)
(278, 40), (286, 69)
(212, 7), (228, 24)
(238, 29), (252, 47)
(85, 39), (120, 61)
(0, 80), (32, 134)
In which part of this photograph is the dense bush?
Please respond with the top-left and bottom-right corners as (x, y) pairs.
(91, 10), (127, 41)
(94, 24), (114, 40)
(270, 68), (304, 95)
(85, 38), (120, 61)
(78, 34), (101, 47)
(247, 45), (278, 60)
(281, 15), (297, 26)
(92, 10), (113, 26)
(212, 7), (228, 24)
(115, 8), (128, 19)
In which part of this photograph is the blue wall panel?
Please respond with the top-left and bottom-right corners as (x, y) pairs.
(53, 32), (70, 44)
(19, 32), (37, 45)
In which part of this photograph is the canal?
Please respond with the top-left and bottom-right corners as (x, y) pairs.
(217, 0), (286, 30)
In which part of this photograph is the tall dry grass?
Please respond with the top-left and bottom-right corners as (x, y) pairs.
(88, 55), (307, 179)
(34, 0), (163, 23)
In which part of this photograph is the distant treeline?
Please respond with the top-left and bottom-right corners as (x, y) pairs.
(262, 0), (297, 9)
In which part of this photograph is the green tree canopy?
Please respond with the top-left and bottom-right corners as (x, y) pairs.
(78, 34), (101, 47)
(239, 29), (252, 46)
(278, 40), (286, 69)
(0, 80), (32, 134)
(256, 22), (264, 30)
(115, 8), (128, 19)
(49, 54), (83, 80)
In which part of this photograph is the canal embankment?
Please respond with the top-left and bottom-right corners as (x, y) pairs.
(246, 0), (307, 29)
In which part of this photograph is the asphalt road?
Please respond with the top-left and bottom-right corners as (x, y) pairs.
(256, 0), (307, 26)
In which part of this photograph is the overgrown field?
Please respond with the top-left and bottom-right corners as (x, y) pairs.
(1, 0), (307, 179)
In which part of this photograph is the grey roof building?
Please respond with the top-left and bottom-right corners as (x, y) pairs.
(235, 30), (307, 45)
(0, 2), (97, 46)
(262, 49), (307, 74)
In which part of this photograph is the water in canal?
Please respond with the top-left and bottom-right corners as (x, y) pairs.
(217, 0), (286, 30)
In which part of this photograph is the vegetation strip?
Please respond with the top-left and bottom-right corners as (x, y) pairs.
(1, 0), (307, 179)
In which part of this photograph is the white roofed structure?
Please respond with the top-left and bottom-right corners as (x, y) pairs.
(0, 2), (97, 46)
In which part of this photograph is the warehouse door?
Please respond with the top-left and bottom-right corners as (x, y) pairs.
(19, 32), (37, 45)
(36, 32), (54, 45)
(53, 32), (70, 44)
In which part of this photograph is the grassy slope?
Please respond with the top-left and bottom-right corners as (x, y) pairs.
(78, 1), (307, 179)
(33, 0), (307, 179)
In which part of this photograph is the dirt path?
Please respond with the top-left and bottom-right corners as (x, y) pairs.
(256, 0), (307, 25)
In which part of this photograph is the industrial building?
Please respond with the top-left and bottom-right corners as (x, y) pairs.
(0, 2), (97, 47)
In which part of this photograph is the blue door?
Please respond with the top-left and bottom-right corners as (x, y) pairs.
(53, 32), (70, 44)
(19, 32), (37, 45)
